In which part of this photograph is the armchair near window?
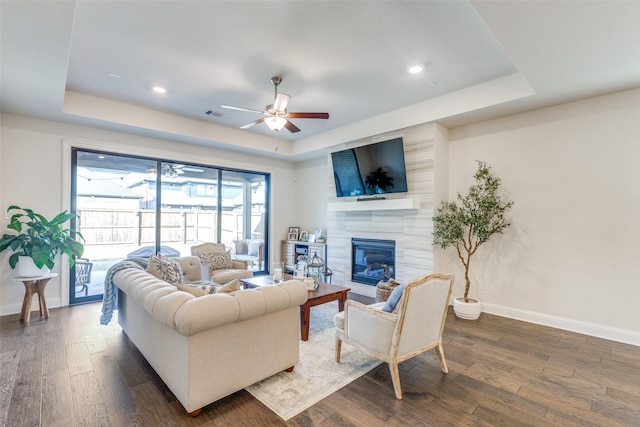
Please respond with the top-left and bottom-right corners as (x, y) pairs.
(190, 242), (252, 283)
(334, 273), (455, 399)
(232, 239), (264, 269)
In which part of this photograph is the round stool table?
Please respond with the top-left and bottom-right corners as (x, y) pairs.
(13, 273), (57, 323)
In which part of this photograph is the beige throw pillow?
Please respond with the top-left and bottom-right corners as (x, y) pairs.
(176, 282), (213, 297)
(176, 279), (240, 298)
(217, 279), (240, 293)
(147, 253), (184, 285)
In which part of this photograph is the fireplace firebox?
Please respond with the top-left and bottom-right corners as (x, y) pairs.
(351, 238), (395, 285)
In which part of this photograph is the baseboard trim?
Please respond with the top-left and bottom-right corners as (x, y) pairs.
(482, 302), (640, 347)
(0, 297), (62, 317)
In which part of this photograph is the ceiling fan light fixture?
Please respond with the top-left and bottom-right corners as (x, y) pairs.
(265, 116), (287, 131)
(221, 76), (328, 133)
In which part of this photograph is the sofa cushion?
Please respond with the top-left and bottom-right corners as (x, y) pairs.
(334, 302), (386, 330)
(177, 279), (241, 297)
(177, 256), (203, 282)
(210, 269), (253, 283)
(197, 250), (234, 270)
(147, 253), (184, 285)
(177, 282), (214, 297)
(218, 279), (241, 293)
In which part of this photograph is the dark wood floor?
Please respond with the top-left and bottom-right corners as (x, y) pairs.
(1, 297), (639, 427)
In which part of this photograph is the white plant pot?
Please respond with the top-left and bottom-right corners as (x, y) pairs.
(17, 256), (50, 277)
(453, 297), (482, 320)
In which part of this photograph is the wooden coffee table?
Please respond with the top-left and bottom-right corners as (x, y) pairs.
(241, 275), (351, 341)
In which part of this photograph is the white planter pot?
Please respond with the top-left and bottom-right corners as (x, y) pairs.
(453, 297), (481, 320)
(17, 256), (50, 277)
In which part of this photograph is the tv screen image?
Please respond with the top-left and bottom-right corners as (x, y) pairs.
(330, 137), (408, 198)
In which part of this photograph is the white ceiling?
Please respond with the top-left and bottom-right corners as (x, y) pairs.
(1, 1), (639, 160)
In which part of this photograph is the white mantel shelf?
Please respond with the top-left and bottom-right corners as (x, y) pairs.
(328, 196), (420, 212)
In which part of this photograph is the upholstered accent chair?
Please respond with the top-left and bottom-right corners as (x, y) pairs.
(232, 239), (264, 269)
(334, 273), (455, 399)
(190, 242), (253, 283)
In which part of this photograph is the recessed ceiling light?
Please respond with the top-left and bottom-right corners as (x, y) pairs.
(408, 64), (424, 74)
(152, 86), (167, 94)
(107, 72), (121, 79)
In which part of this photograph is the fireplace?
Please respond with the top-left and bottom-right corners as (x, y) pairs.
(351, 238), (395, 285)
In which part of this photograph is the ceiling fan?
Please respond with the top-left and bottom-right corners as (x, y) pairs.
(221, 76), (329, 133)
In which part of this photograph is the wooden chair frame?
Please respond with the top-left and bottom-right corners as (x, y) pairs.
(335, 273), (455, 399)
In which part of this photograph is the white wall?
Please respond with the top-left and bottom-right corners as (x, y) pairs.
(446, 88), (640, 345)
(292, 157), (328, 239)
(0, 114), (296, 315)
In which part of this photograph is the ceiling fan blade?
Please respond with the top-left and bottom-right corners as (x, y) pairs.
(240, 117), (265, 129)
(284, 120), (301, 133)
(288, 112), (329, 119)
(221, 104), (265, 114)
(273, 93), (290, 112)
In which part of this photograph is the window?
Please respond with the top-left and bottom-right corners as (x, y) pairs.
(70, 149), (270, 304)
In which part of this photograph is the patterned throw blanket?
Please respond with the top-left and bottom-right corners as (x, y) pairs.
(99, 258), (148, 325)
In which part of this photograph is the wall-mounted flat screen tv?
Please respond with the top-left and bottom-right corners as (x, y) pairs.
(330, 137), (408, 198)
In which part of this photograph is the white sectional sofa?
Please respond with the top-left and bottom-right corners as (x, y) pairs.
(112, 258), (308, 415)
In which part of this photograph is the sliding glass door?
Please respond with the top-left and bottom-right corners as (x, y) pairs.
(70, 149), (269, 305)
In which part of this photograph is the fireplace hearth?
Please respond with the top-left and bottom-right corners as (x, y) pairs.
(351, 238), (395, 285)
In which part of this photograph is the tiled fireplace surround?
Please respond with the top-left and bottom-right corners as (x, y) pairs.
(326, 123), (441, 297)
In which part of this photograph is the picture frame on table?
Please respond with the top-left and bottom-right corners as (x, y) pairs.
(307, 234), (316, 243)
(288, 227), (300, 241)
(299, 231), (309, 242)
(314, 228), (323, 241)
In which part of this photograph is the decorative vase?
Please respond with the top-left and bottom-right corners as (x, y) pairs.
(453, 297), (481, 320)
(272, 261), (284, 282)
(17, 256), (50, 277)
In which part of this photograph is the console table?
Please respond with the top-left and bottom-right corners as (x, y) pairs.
(13, 273), (57, 323)
(281, 240), (327, 276)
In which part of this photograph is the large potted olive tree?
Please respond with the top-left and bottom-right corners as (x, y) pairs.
(433, 161), (514, 320)
(0, 205), (84, 277)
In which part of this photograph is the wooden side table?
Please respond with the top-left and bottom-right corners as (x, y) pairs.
(300, 282), (350, 341)
(13, 273), (57, 323)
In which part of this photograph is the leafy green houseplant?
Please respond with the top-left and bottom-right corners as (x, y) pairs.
(365, 167), (394, 193)
(433, 161), (513, 317)
(0, 205), (84, 272)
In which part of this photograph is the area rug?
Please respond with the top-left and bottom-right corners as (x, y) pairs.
(245, 302), (382, 421)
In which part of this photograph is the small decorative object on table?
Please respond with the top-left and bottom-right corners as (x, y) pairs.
(295, 262), (307, 278)
(376, 279), (402, 302)
(287, 227), (300, 241)
(272, 261), (284, 282)
(306, 252), (325, 282)
(303, 277), (318, 291)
